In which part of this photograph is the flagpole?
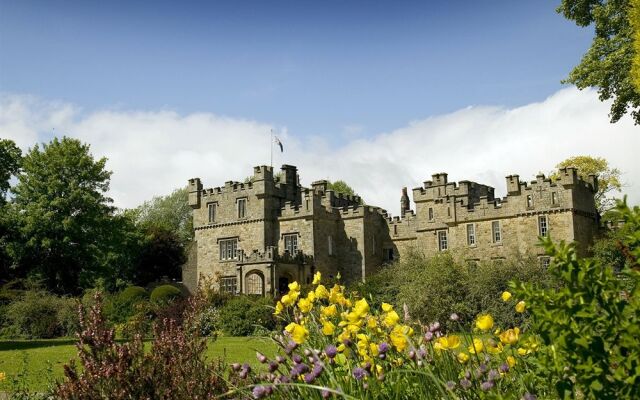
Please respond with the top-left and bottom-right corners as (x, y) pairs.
(270, 129), (273, 168)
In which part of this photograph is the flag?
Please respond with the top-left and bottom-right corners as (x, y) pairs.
(274, 136), (283, 152)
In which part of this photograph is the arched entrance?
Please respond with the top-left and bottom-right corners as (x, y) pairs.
(245, 271), (265, 295)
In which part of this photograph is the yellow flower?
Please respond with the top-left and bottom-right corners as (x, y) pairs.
(376, 364), (383, 375)
(390, 325), (412, 351)
(383, 310), (400, 327)
(297, 298), (313, 313)
(435, 335), (461, 350)
(517, 347), (529, 356)
(485, 340), (503, 354)
(475, 314), (494, 331)
(312, 271), (322, 285)
(367, 317), (378, 329)
(315, 284), (329, 299)
(515, 301), (526, 313)
(468, 338), (484, 354)
(285, 322), (309, 344)
(507, 355), (516, 367)
(274, 301), (284, 315)
(306, 291), (316, 303)
(499, 327), (520, 345)
(457, 352), (470, 363)
(354, 298), (370, 318)
(381, 303), (394, 312)
(288, 281), (301, 292)
(501, 291), (512, 302)
(369, 343), (380, 356)
(281, 294), (295, 306)
(0, 371), (5, 382)
(321, 304), (338, 318)
(322, 320), (336, 336)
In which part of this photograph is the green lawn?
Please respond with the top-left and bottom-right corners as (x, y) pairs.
(0, 336), (277, 392)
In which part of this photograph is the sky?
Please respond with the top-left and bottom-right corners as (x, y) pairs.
(0, 0), (638, 214)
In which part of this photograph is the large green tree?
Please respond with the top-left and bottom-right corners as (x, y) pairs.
(558, 0), (640, 124)
(0, 139), (22, 203)
(11, 137), (116, 293)
(328, 180), (363, 203)
(554, 155), (622, 213)
(129, 187), (193, 244)
(0, 139), (22, 282)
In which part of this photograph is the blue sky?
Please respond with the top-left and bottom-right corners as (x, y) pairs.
(0, 0), (592, 142)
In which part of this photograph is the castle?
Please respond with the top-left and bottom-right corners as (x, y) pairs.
(182, 164), (599, 295)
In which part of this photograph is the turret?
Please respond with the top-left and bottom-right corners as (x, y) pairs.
(312, 180), (329, 194)
(253, 165), (274, 182)
(431, 173), (448, 186)
(188, 178), (202, 208)
(506, 175), (520, 195)
(400, 187), (411, 215)
(558, 167), (579, 186)
(587, 174), (599, 193)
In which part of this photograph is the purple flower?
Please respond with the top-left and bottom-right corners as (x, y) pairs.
(268, 361), (279, 373)
(460, 378), (472, 390)
(480, 381), (495, 391)
(276, 355), (285, 363)
(521, 394), (537, 400)
(285, 340), (298, 354)
(321, 389), (331, 399)
(424, 331), (434, 342)
(304, 373), (316, 384)
(488, 369), (500, 381)
(290, 363), (309, 378)
(450, 313), (459, 321)
(256, 352), (268, 363)
(342, 338), (352, 346)
(429, 322), (441, 332)
(279, 375), (290, 384)
(325, 345), (338, 359)
(252, 386), (267, 399)
(378, 342), (390, 354)
(312, 364), (323, 376)
(352, 367), (368, 380)
(292, 354), (303, 364)
(445, 381), (456, 391)
(499, 363), (510, 373)
(231, 363), (241, 372)
(408, 350), (416, 360)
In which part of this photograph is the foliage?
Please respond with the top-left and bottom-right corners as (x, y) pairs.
(512, 199), (640, 399)
(118, 286), (148, 304)
(150, 284), (183, 304)
(128, 186), (193, 245)
(10, 137), (117, 294)
(553, 155), (622, 213)
(3, 290), (79, 339)
(237, 274), (544, 399)
(358, 251), (553, 331)
(55, 293), (229, 399)
(557, 0), (640, 124)
(327, 180), (363, 203)
(633, 0), (640, 92)
(133, 226), (186, 286)
(0, 139), (21, 203)
(219, 296), (277, 336)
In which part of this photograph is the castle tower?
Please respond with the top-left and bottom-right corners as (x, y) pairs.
(400, 187), (411, 215)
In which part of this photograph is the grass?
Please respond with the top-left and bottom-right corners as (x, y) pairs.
(0, 336), (277, 392)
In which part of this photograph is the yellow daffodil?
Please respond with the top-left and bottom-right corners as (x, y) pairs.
(315, 284), (329, 299)
(321, 304), (337, 318)
(381, 303), (394, 312)
(369, 343), (379, 356)
(322, 320), (336, 336)
(281, 293), (295, 306)
(367, 317), (378, 329)
(515, 301), (526, 313)
(274, 301), (284, 315)
(297, 298), (313, 313)
(507, 355), (516, 367)
(383, 310), (400, 327)
(501, 291), (512, 302)
(457, 352), (470, 363)
(0, 371), (5, 382)
(285, 322), (309, 344)
(376, 364), (383, 375)
(390, 325), (413, 351)
(468, 338), (484, 354)
(354, 298), (370, 318)
(288, 281), (300, 292)
(306, 291), (316, 302)
(499, 327), (520, 345)
(312, 271), (321, 285)
(486, 341), (503, 354)
(517, 347), (529, 356)
(476, 314), (494, 331)
(435, 335), (461, 350)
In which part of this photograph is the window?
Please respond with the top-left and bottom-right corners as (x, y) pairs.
(492, 221), (502, 243)
(540, 257), (551, 269)
(393, 224), (398, 235)
(438, 231), (448, 251)
(466, 224), (476, 246)
(245, 273), (264, 295)
(538, 215), (548, 237)
(526, 195), (533, 208)
(447, 207), (451, 217)
(328, 235), (334, 255)
(372, 237), (376, 254)
(551, 192), (557, 205)
(284, 234), (298, 255)
(384, 248), (394, 262)
(219, 238), (238, 260)
(207, 202), (217, 223)
(428, 207), (434, 221)
(237, 198), (247, 219)
(220, 276), (237, 294)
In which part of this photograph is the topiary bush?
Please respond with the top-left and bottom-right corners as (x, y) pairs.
(150, 285), (183, 304)
(219, 296), (276, 336)
(118, 286), (148, 304)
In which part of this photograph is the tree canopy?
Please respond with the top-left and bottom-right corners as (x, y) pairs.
(328, 180), (360, 199)
(0, 139), (22, 203)
(129, 187), (193, 245)
(558, 0), (640, 124)
(554, 155), (622, 213)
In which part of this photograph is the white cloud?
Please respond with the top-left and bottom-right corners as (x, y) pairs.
(1, 87), (638, 215)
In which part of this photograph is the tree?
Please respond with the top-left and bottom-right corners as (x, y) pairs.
(133, 226), (186, 286)
(12, 137), (116, 293)
(129, 187), (193, 244)
(328, 180), (363, 203)
(554, 155), (622, 213)
(632, 0), (640, 93)
(558, 0), (640, 124)
(0, 139), (21, 203)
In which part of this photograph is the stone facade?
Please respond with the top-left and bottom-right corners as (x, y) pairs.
(183, 164), (599, 295)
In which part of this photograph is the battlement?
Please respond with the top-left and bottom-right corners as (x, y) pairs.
(413, 174), (494, 204)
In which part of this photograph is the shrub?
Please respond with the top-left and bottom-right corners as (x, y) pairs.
(105, 286), (149, 325)
(55, 293), (229, 399)
(118, 286), (148, 304)
(150, 285), (183, 304)
(4, 290), (79, 338)
(219, 296), (275, 336)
